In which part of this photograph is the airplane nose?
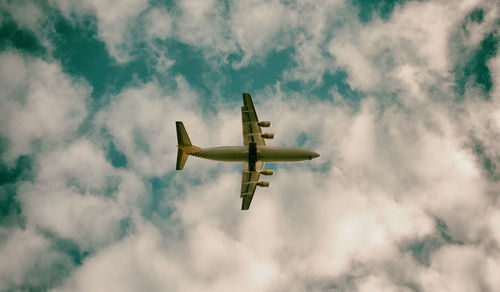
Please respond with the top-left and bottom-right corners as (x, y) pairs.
(308, 151), (320, 159)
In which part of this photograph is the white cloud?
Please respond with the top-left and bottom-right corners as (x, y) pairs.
(340, 98), (377, 167)
(145, 8), (172, 40)
(285, 34), (332, 84)
(0, 228), (50, 290)
(3, 0), (500, 291)
(329, 37), (381, 91)
(172, 0), (236, 64)
(356, 275), (413, 292)
(54, 224), (184, 292)
(229, 0), (295, 67)
(56, 221), (283, 292)
(0, 51), (89, 163)
(489, 50), (500, 100)
(46, 0), (341, 70)
(2, 1), (45, 33)
(484, 251), (500, 291)
(96, 77), (211, 177)
(18, 139), (132, 249)
(21, 184), (125, 249)
(461, 1), (499, 48)
(50, 0), (149, 63)
(66, 88), (494, 290)
(418, 245), (489, 292)
(36, 139), (114, 190)
(0, 1), (54, 50)
(283, 0), (345, 83)
(327, 0), (481, 92)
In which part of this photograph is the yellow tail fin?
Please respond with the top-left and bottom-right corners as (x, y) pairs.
(175, 121), (200, 170)
(176, 148), (189, 170)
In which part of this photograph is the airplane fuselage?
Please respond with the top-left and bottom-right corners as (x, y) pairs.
(191, 146), (320, 162)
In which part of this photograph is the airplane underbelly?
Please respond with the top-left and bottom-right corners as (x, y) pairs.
(259, 147), (311, 162)
(200, 146), (247, 161)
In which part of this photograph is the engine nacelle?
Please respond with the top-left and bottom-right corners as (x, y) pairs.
(261, 133), (274, 139)
(257, 121), (271, 127)
(257, 181), (270, 187)
(260, 170), (274, 176)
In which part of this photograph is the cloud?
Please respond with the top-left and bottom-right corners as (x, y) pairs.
(95, 77), (210, 177)
(59, 87), (488, 290)
(418, 244), (497, 291)
(0, 51), (89, 163)
(489, 49), (500, 98)
(47, 0), (338, 71)
(0, 49), (92, 289)
(228, 0), (296, 67)
(326, 0), (494, 93)
(50, 0), (149, 63)
(0, 228), (50, 290)
(174, 0), (235, 58)
(1, 1), (45, 32)
(355, 275), (413, 292)
(145, 7), (173, 40)
(0, 1), (54, 51)
(282, 0), (345, 84)
(18, 139), (131, 249)
(2, 0), (500, 291)
(460, 1), (499, 48)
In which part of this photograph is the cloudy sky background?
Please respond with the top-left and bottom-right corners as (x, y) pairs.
(1, 0), (500, 291)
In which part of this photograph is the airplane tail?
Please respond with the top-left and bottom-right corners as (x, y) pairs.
(176, 121), (200, 170)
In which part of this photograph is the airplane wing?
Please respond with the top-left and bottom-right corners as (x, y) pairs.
(240, 161), (264, 210)
(241, 93), (265, 146)
(241, 93), (267, 210)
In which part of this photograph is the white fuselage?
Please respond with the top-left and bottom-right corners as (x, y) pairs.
(191, 146), (320, 162)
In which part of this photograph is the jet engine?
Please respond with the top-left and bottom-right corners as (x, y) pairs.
(257, 181), (270, 187)
(257, 121), (271, 127)
(260, 170), (274, 176)
(261, 133), (274, 139)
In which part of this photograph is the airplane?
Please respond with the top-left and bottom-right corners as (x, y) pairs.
(176, 93), (320, 210)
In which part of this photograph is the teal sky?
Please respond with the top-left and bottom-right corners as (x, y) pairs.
(1, 0), (500, 291)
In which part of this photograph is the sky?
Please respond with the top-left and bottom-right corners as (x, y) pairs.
(0, 0), (500, 291)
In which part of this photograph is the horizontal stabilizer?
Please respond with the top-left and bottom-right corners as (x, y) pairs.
(176, 148), (189, 170)
(176, 121), (191, 170)
(176, 121), (192, 146)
